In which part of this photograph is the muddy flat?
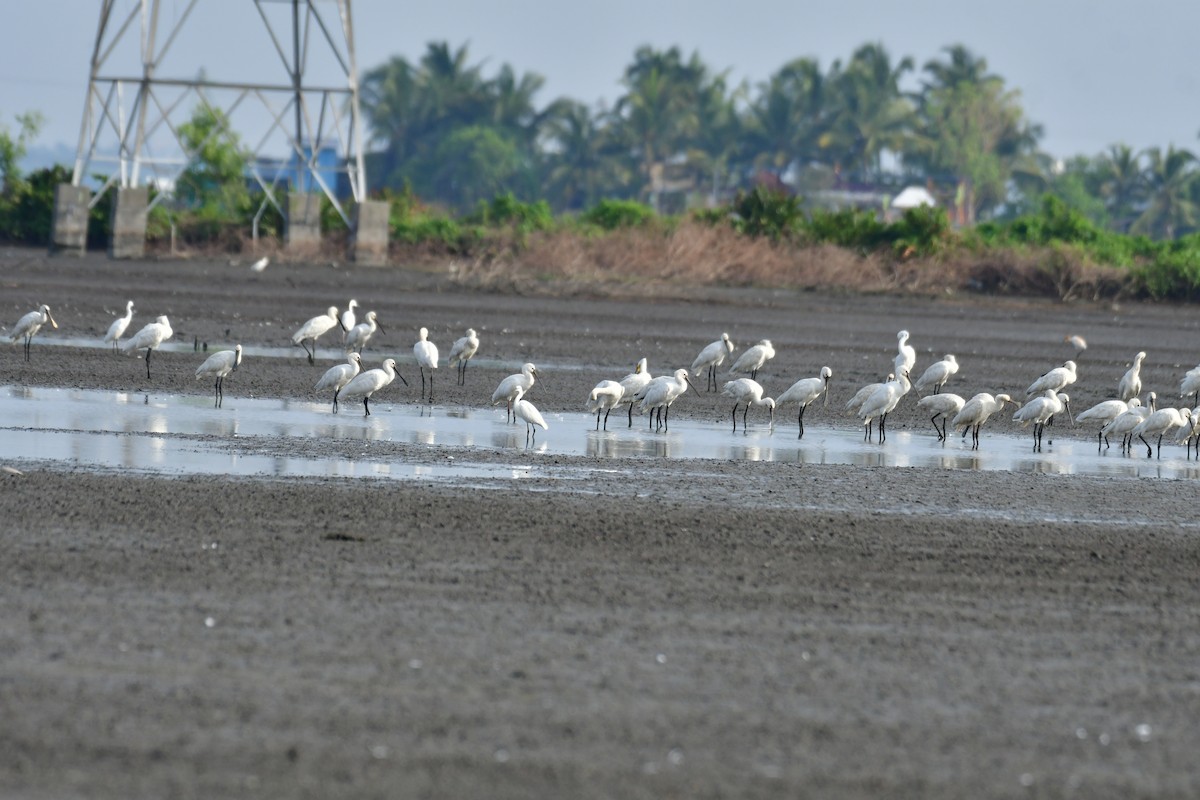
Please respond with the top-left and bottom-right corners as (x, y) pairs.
(3, 248), (1199, 798)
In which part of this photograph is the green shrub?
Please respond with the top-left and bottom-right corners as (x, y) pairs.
(801, 207), (888, 251)
(468, 192), (554, 234)
(580, 198), (655, 230)
(730, 186), (804, 241)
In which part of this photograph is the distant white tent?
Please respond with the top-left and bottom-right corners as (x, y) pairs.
(891, 186), (937, 209)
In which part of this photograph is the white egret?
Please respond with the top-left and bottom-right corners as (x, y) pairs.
(916, 392), (966, 441)
(915, 354), (958, 395)
(104, 300), (135, 351)
(339, 357), (408, 416)
(10, 303), (58, 362)
(121, 315), (173, 379)
(896, 330), (917, 376)
(776, 366), (833, 438)
(195, 344), (242, 408)
(692, 332), (735, 391)
(1026, 360), (1077, 396)
(492, 363), (539, 423)
(1131, 406), (1191, 458)
(413, 327), (439, 402)
(618, 358), (652, 428)
(1076, 397), (1138, 450)
(446, 328), (480, 385)
(314, 352), (364, 413)
(1013, 390), (1070, 451)
(722, 378), (775, 431)
(727, 339), (775, 380)
(340, 299), (358, 341)
(512, 385), (548, 443)
(858, 371), (911, 442)
(636, 368), (696, 431)
(344, 311), (384, 354)
(586, 380), (625, 430)
(291, 306), (341, 364)
(846, 373), (894, 416)
(1118, 351), (1146, 401)
(951, 393), (1013, 449)
(250, 256), (269, 273)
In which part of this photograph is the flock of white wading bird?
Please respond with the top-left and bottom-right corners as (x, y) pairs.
(9, 299), (1200, 456)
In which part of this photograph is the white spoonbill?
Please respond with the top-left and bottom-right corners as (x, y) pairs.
(845, 373), (894, 416)
(413, 327), (439, 402)
(104, 300), (135, 351)
(1118, 351), (1147, 401)
(446, 328), (480, 386)
(195, 344), (242, 408)
(121, 315), (173, 379)
(492, 363), (539, 423)
(344, 311), (384, 354)
(340, 299), (358, 342)
(586, 380), (625, 430)
(1013, 390), (1070, 451)
(314, 352), (364, 413)
(636, 368), (696, 432)
(339, 357), (408, 416)
(1064, 333), (1088, 358)
(1102, 393), (1155, 453)
(916, 392), (966, 441)
(1175, 406), (1200, 459)
(914, 354), (958, 395)
(512, 385), (549, 444)
(291, 306), (341, 364)
(1075, 397), (1138, 450)
(1026, 360), (1077, 396)
(692, 332), (735, 391)
(1181, 367), (1200, 405)
(951, 393), (1013, 449)
(1131, 406), (1191, 458)
(858, 371), (911, 443)
(10, 303), (58, 362)
(618, 358), (652, 428)
(776, 366), (832, 438)
(727, 339), (775, 380)
(896, 330), (917, 376)
(722, 378), (775, 432)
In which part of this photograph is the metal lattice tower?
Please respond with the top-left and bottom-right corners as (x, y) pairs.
(70, 0), (367, 227)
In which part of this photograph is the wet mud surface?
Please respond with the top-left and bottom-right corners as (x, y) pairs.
(4, 248), (1200, 798)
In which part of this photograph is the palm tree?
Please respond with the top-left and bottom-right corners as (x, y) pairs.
(1099, 144), (1144, 232)
(745, 58), (830, 180)
(825, 43), (915, 183)
(1133, 145), (1198, 239)
(540, 101), (626, 210)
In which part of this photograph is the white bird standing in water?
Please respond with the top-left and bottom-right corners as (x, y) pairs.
(291, 306), (341, 364)
(692, 332), (735, 391)
(104, 300), (135, 351)
(1102, 393), (1155, 453)
(727, 339), (775, 380)
(314, 352), (364, 413)
(915, 354), (958, 395)
(1131, 406), (1191, 458)
(846, 372), (894, 416)
(492, 363), (539, 423)
(446, 328), (480, 386)
(195, 344), (242, 408)
(618, 358), (652, 428)
(1076, 397), (1138, 450)
(512, 385), (548, 443)
(1181, 367), (1200, 406)
(344, 311), (383, 354)
(339, 357), (408, 416)
(951, 392), (1013, 448)
(1118, 351), (1146, 401)
(776, 366), (833, 438)
(1013, 390), (1070, 451)
(859, 370), (911, 443)
(636, 368), (696, 432)
(1026, 360), (1077, 396)
(413, 327), (439, 402)
(895, 330), (917, 376)
(340, 299), (358, 342)
(586, 380), (625, 430)
(121, 315), (173, 379)
(917, 392), (966, 441)
(10, 303), (58, 361)
(722, 378), (775, 431)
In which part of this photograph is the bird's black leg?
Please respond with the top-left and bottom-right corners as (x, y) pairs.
(145, 348), (153, 379)
(1156, 433), (1163, 459)
(603, 408), (611, 431)
(595, 409), (601, 430)
(1139, 434), (1151, 457)
(742, 404), (749, 430)
(731, 403), (739, 432)
(628, 402), (634, 428)
(797, 406), (805, 439)
(332, 390), (340, 414)
(429, 373), (434, 403)
(930, 415), (942, 439)
(364, 396), (372, 417)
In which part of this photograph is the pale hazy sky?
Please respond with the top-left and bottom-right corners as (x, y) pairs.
(3, 0), (1199, 161)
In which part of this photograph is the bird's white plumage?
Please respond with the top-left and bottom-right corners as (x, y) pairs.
(344, 311), (382, 353)
(10, 304), (57, 342)
(917, 392), (966, 418)
(727, 339), (775, 377)
(513, 385), (548, 436)
(895, 330), (916, 375)
(447, 328), (479, 366)
(493, 363), (539, 420)
(619, 358), (651, 402)
(1075, 398), (1134, 426)
(122, 315), (173, 353)
(637, 368), (694, 414)
(1131, 407), (1191, 440)
(195, 344), (242, 380)
(250, 256), (269, 272)
(104, 300), (135, 347)
(777, 366), (833, 409)
(914, 354), (958, 393)
(951, 393), (1012, 440)
(315, 353), (364, 394)
(292, 306), (341, 345)
(413, 327), (438, 369)
(1013, 390), (1070, 427)
(587, 380), (624, 412)
(1118, 351), (1146, 401)
(339, 357), (401, 414)
(859, 371), (911, 427)
(1181, 368), (1200, 400)
(1026, 360), (1077, 396)
(846, 373), (894, 414)
(722, 378), (775, 426)
(692, 333), (735, 374)
(340, 299), (358, 338)
(1064, 334), (1088, 355)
